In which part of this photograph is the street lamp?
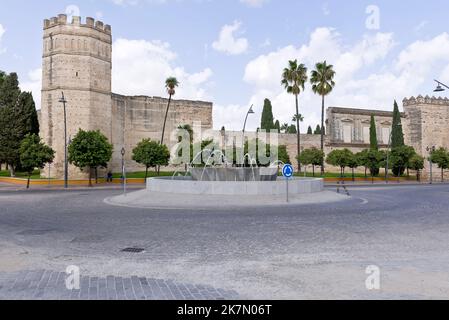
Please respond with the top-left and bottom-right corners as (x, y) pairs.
(242, 105), (255, 134)
(121, 147), (127, 195)
(242, 105), (255, 166)
(59, 92), (68, 189)
(434, 80), (449, 92)
(426, 145), (436, 184)
(385, 123), (402, 184)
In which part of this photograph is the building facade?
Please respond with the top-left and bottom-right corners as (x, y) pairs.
(39, 14), (449, 179)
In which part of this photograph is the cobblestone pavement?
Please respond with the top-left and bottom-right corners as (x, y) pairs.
(0, 270), (238, 300)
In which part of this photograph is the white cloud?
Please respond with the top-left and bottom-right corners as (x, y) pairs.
(0, 24), (6, 53)
(20, 68), (42, 110)
(212, 21), (249, 55)
(111, 0), (141, 5)
(215, 28), (449, 132)
(112, 38), (213, 100)
(322, 2), (330, 16)
(240, 0), (268, 7)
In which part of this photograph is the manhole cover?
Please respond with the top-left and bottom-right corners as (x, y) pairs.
(121, 247), (145, 253)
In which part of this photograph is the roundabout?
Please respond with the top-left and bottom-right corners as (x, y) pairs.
(105, 167), (349, 209)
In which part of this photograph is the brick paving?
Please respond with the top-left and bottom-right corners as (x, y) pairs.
(0, 270), (239, 300)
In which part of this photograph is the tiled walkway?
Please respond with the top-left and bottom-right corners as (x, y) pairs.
(0, 270), (239, 300)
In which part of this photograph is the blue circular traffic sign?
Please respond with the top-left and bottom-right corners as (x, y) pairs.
(282, 164), (294, 178)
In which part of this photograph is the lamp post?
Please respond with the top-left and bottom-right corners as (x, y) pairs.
(59, 92), (68, 189)
(242, 105), (255, 166)
(121, 147), (127, 195)
(426, 146), (436, 184)
(385, 123), (402, 184)
(434, 80), (449, 93)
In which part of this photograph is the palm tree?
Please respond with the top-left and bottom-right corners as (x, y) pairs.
(282, 60), (308, 172)
(161, 77), (180, 146)
(292, 113), (304, 124)
(281, 123), (289, 133)
(311, 61), (335, 174)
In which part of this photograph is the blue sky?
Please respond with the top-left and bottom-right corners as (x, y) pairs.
(1, 0), (449, 131)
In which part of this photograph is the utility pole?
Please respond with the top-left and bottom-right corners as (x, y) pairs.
(59, 92), (68, 189)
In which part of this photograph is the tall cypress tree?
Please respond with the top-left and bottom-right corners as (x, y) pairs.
(314, 125), (321, 135)
(307, 126), (313, 134)
(0, 72), (39, 176)
(274, 120), (280, 133)
(18, 92), (40, 135)
(261, 98), (274, 131)
(370, 114), (378, 151)
(391, 100), (404, 148)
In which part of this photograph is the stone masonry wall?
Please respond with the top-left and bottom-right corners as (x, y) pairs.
(40, 14), (112, 179)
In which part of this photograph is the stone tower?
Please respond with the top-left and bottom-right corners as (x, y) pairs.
(40, 14), (112, 178)
(403, 95), (449, 179)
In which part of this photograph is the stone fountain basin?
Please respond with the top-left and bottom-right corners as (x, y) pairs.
(189, 167), (278, 182)
(147, 177), (324, 196)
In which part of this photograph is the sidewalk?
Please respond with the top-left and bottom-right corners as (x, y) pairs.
(325, 180), (449, 188)
(0, 182), (145, 192)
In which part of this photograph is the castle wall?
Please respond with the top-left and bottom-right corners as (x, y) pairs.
(37, 14), (449, 180)
(40, 14), (112, 179)
(111, 94), (213, 173)
(403, 95), (449, 180)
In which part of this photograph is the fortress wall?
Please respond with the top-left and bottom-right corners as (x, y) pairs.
(403, 96), (449, 180)
(110, 94), (213, 173)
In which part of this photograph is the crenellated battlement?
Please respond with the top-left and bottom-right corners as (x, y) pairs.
(403, 95), (449, 107)
(43, 14), (111, 35)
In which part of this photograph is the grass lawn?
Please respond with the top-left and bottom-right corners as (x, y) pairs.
(0, 169), (414, 181)
(112, 171), (177, 179)
(0, 170), (42, 179)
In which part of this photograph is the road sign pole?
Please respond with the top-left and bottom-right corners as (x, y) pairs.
(282, 164), (294, 204)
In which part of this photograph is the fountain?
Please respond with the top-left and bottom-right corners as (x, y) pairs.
(144, 149), (324, 196)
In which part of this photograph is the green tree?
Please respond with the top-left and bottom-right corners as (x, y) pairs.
(19, 134), (55, 189)
(18, 92), (39, 135)
(356, 149), (370, 178)
(391, 100), (404, 149)
(314, 125), (322, 135)
(160, 77), (179, 145)
(274, 120), (281, 133)
(280, 123), (289, 133)
(261, 98), (275, 131)
(430, 147), (449, 182)
(370, 115), (378, 151)
(326, 149), (353, 178)
(282, 60), (308, 172)
(298, 149), (314, 174)
(408, 154), (425, 181)
(390, 145), (416, 179)
(365, 149), (383, 182)
(0, 72), (20, 107)
(347, 152), (359, 181)
(133, 139), (171, 178)
(68, 129), (113, 187)
(278, 145), (291, 165)
(177, 124), (194, 144)
(311, 61), (336, 175)
(299, 147), (324, 176)
(307, 126), (313, 135)
(292, 113), (304, 124)
(0, 73), (39, 176)
(287, 124), (297, 134)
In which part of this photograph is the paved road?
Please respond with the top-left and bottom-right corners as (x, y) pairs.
(0, 185), (449, 299)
